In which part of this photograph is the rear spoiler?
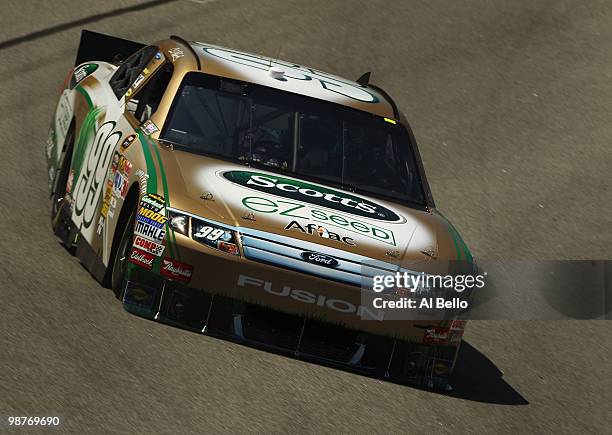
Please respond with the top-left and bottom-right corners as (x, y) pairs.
(75, 30), (145, 67)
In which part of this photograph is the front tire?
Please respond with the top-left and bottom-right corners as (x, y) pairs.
(110, 208), (136, 297)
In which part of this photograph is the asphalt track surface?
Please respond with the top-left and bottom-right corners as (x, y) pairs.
(1, 0), (610, 433)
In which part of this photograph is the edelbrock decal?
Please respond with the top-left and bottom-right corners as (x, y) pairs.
(223, 171), (401, 222)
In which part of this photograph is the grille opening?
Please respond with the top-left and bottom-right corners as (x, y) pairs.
(242, 304), (304, 350)
(299, 320), (362, 363)
(159, 284), (212, 332)
(206, 295), (236, 335)
(353, 334), (395, 372)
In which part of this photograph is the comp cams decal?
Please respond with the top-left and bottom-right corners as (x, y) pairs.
(133, 235), (165, 257)
(223, 171), (401, 222)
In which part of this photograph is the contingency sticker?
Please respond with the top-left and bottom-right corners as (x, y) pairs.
(160, 257), (193, 283)
(129, 247), (155, 270)
(134, 194), (167, 243)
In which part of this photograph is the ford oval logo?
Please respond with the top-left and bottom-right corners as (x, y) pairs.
(300, 251), (339, 268)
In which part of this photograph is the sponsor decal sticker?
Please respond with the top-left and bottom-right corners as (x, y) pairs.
(120, 134), (136, 153)
(141, 119), (159, 135)
(423, 326), (450, 344)
(70, 63), (98, 88)
(100, 182), (113, 218)
(242, 195), (396, 246)
(111, 151), (119, 173)
(161, 257), (193, 282)
(129, 247), (155, 270)
(168, 47), (184, 62)
(134, 193), (167, 242)
(284, 220), (355, 246)
(123, 282), (156, 308)
(140, 193), (166, 213)
(132, 73), (145, 89)
(55, 91), (73, 140)
(112, 171), (129, 199)
(224, 171), (401, 222)
(118, 155), (132, 176)
(136, 207), (168, 229)
(135, 169), (148, 194)
(133, 235), (165, 257)
(433, 361), (449, 376)
(135, 221), (166, 242)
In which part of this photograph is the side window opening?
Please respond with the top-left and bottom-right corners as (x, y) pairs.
(126, 63), (174, 123)
(109, 45), (158, 99)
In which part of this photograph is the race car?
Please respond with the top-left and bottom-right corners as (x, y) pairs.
(46, 30), (473, 389)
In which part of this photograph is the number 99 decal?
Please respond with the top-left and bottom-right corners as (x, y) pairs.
(194, 226), (225, 241)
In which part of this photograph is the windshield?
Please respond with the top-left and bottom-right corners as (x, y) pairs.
(161, 72), (425, 205)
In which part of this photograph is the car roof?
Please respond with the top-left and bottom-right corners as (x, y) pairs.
(158, 38), (398, 119)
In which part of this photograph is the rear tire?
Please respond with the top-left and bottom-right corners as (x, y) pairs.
(50, 128), (74, 230)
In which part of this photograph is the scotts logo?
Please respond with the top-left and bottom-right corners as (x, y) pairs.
(222, 171), (401, 222)
(300, 251), (339, 268)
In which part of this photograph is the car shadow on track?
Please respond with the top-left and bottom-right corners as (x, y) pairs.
(446, 341), (528, 405)
(126, 301), (528, 405)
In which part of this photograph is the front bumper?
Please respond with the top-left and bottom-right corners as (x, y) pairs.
(122, 232), (465, 388)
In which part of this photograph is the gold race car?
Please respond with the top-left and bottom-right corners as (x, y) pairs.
(47, 31), (473, 389)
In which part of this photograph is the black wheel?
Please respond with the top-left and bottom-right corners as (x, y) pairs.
(50, 128), (74, 228)
(110, 208), (136, 297)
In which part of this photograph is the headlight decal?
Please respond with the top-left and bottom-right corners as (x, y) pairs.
(166, 208), (240, 257)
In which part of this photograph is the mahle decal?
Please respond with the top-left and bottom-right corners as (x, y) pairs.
(224, 171), (401, 222)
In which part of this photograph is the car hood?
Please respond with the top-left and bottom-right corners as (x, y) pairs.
(156, 148), (468, 264)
